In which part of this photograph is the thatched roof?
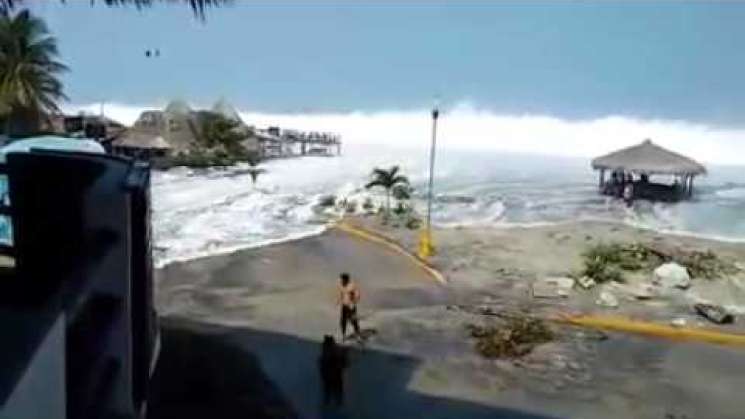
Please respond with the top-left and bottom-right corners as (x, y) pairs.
(592, 139), (706, 176)
(113, 130), (171, 150)
(212, 98), (242, 122)
(165, 99), (193, 116)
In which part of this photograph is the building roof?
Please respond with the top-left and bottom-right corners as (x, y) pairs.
(113, 130), (171, 150)
(164, 99), (193, 116)
(591, 139), (706, 176)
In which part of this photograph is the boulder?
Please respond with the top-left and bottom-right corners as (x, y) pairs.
(596, 290), (619, 308)
(653, 262), (691, 290)
(670, 318), (687, 328)
(694, 303), (734, 325)
(532, 277), (574, 299)
(576, 276), (596, 290)
(626, 283), (656, 300)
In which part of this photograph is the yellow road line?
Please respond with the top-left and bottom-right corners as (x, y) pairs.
(554, 314), (745, 347)
(333, 221), (447, 284)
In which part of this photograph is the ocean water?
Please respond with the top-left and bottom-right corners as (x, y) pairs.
(152, 144), (745, 267)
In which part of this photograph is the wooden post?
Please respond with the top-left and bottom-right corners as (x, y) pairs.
(598, 169), (605, 189)
(688, 175), (694, 197)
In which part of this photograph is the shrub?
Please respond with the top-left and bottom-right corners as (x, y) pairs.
(393, 202), (408, 215)
(467, 314), (554, 359)
(318, 195), (336, 207)
(406, 216), (422, 230)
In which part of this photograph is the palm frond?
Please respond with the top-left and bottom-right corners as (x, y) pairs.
(365, 179), (385, 189)
(2, 0), (232, 20)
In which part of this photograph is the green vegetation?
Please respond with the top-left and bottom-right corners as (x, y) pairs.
(201, 113), (248, 155)
(365, 166), (409, 219)
(580, 242), (660, 283)
(1, 1), (230, 20)
(467, 314), (554, 358)
(362, 197), (374, 212)
(318, 195), (336, 208)
(0, 9), (67, 136)
(170, 149), (239, 168)
(580, 241), (737, 282)
(676, 249), (738, 280)
(169, 114), (264, 173)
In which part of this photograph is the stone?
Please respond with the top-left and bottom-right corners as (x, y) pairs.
(620, 282), (656, 300)
(670, 318), (687, 328)
(576, 276), (596, 289)
(694, 303), (735, 325)
(596, 290), (619, 308)
(532, 277), (574, 299)
(653, 262), (691, 290)
(735, 262), (745, 272)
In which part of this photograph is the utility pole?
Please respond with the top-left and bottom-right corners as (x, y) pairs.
(418, 104), (439, 260)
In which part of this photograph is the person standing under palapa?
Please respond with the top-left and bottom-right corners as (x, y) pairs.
(338, 272), (361, 341)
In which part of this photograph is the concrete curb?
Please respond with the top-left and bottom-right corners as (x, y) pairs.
(555, 314), (745, 348)
(333, 221), (447, 285)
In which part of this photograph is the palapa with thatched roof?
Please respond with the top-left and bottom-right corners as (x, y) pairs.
(110, 130), (171, 158)
(592, 139), (706, 202)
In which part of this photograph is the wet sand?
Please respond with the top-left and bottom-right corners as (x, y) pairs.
(153, 226), (745, 419)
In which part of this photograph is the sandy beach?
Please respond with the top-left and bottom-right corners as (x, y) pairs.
(152, 220), (745, 419)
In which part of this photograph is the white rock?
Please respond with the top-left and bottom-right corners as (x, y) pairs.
(626, 282), (656, 300)
(653, 262), (691, 290)
(670, 318), (687, 328)
(577, 276), (596, 289)
(596, 291), (619, 308)
(532, 277), (574, 299)
(546, 276), (575, 289)
(735, 262), (745, 272)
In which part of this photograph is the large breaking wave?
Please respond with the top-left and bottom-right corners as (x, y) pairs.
(65, 103), (745, 266)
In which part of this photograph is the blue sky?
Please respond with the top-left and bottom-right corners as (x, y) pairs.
(30, 1), (745, 125)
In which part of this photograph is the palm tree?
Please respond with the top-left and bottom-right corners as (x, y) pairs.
(1, 1), (231, 20)
(0, 9), (68, 136)
(365, 166), (409, 218)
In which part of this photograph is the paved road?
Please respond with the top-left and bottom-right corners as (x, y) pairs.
(154, 230), (745, 419)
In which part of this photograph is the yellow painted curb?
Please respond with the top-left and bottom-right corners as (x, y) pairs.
(554, 314), (745, 347)
(333, 221), (447, 284)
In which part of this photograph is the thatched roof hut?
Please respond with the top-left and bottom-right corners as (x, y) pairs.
(592, 139), (706, 201)
(164, 99), (193, 116)
(212, 98), (242, 122)
(111, 130), (171, 156)
(592, 139), (706, 176)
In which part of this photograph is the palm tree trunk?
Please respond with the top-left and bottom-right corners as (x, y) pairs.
(386, 189), (391, 217)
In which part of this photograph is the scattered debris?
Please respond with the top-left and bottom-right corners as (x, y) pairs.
(596, 290), (619, 308)
(677, 249), (737, 280)
(532, 277), (574, 298)
(467, 315), (554, 358)
(694, 303), (734, 325)
(615, 282), (655, 300)
(576, 275), (596, 290)
(581, 241), (737, 283)
(653, 262), (691, 290)
(670, 318), (687, 328)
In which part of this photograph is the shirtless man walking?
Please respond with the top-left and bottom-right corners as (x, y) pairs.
(338, 272), (361, 341)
